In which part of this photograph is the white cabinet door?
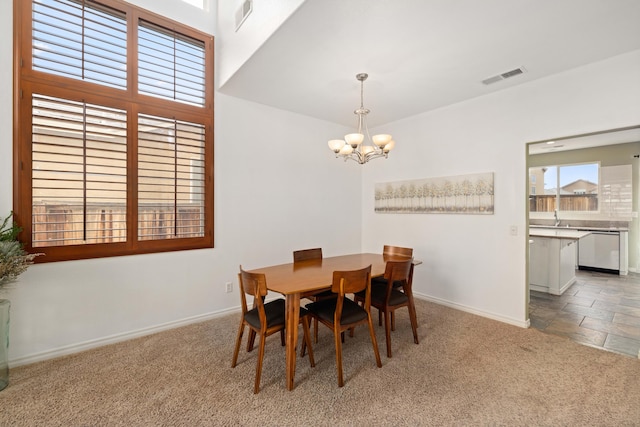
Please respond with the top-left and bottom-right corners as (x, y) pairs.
(529, 237), (548, 287)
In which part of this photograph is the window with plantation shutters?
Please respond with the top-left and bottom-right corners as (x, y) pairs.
(138, 21), (206, 106)
(32, 95), (128, 247)
(15, 0), (214, 262)
(137, 114), (205, 241)
(32, 0), (127, 89)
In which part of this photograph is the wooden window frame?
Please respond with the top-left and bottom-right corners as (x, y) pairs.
(13, 0), (214, 263)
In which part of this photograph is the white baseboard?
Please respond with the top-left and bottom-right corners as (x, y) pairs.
(11, 294), (531, 367)
(10, 306), (241, 368)
(413, 292), (530, 329)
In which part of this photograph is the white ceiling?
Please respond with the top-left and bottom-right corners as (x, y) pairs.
(218, 0), (640, 130)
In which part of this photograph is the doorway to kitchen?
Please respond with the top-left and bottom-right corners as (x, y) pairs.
(526, 125), (640, 358)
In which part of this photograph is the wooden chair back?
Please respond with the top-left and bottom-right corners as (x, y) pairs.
(238, 268), (268, 298)
(331, 265), (372, 323)
(383, 258), (413, 290)
(238, 267), (269, 325)
(383, 245), (413, 258)
(293, 248), (323, 262)
(331, 265), (371, 295)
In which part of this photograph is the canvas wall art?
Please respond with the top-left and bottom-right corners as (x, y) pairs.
(375, 172), (494, 214)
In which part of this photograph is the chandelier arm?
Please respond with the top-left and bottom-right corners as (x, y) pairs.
(343, 149), (365, 164)
(354, 149), (365, 163)
(363, 151), (388, 163)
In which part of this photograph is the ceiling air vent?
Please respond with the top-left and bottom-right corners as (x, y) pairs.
(235, 0), (252, 31)
(482, 67), (526, 85)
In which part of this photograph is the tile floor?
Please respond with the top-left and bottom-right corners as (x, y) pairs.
(529, 269), (640, 358)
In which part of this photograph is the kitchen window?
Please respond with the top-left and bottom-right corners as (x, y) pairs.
(14, 0), (214, 262)
(529, 163), (599, 213)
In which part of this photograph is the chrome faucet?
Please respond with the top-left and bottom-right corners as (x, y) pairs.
(554, 209), (560, 227)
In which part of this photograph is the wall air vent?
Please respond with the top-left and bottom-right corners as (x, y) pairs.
(482, 67), (526, 85)
(235, 0), (252, 31)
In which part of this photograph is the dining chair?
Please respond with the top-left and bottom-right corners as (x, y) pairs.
(355, 258), (419, 358)
(306, 265), (382, 387)
(231, 266), (315, 394)
(293, 248), (336, 343)
(373, 245), (414, 326)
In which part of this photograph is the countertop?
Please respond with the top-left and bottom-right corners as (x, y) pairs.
(529, 228), (592, 240)
(529, 225), (628, 232)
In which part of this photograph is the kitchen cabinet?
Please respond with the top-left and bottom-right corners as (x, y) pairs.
(529, 234), (581, 295)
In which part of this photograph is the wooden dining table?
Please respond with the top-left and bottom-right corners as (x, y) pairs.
(248, 252), (416, 391)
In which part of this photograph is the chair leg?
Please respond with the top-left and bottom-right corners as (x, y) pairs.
(334, 326), (344, 387)
(231, 322), (245, 368)
(254, 334), (266, 394)
(378, 310), (383, 326)
(314, 318), (319, 343)
(301, 316), (315, 367)
(383, 309), (393, 358)
(367, 312), (382, 368)
(247, 329), (256, 352)
(391, 311), (395, 331)
(280, 329), (285, 346)
(408, 300), (419, 345)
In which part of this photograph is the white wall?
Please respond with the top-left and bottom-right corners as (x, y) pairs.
(3, 0), (640, 364)
(1, 0), (359, 365)
(216, 0), (305, 86)
(361, 50), (640, 326)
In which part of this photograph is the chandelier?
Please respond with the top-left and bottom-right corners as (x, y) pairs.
(327, 73), (395, 164)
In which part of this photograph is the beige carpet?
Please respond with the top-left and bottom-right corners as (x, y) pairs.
(0, 299), (639, 426)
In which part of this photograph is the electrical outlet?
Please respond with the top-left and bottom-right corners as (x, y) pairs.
(225, 282), (233, 293)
